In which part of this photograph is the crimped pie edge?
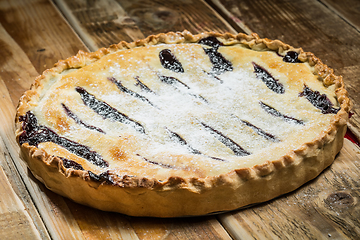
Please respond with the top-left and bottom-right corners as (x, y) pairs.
(15, 31), (351, 217)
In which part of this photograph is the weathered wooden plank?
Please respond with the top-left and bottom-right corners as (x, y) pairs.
(63, 198), (232, 240)
(218, 139), (360, 240)
(0, 137), (45, 240)
(320, 0), (360, 32)
(128, 215), (232, 240)
(0, 0), (88, 79)
(207, 0), (360, 142)
(53, 0), (145, 51)
(53, 0), (237, 51)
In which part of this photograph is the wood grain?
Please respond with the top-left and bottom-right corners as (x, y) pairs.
(208, 0), (360, 142)
(53, 0), (145, 51)
(53, 0), (237, 51)
(0, 137), (45, 240)
(0, 21), (39, 106)
(219, 139), (360, 240)
(0, 0), (88, 75)
(320, 0), (360, 31)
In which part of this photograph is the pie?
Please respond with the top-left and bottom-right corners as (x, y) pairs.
(15, 31), (350, 217)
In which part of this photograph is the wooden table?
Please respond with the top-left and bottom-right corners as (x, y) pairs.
(1, 0), (360, 239)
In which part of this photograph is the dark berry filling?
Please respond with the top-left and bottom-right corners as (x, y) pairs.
(203, 48), (233, 75)
(260, 101), (305, 125)
(299, 85), (340, 114)
(108, 77), (155, 106)
(166, 128), (201, 155)
(136, 154), (176, 169)
(201, 122), (251, 157)
(198, 36), (223, 49)
(159, 49), (184, 73)
(283, 51), (301, 63)
(61, 157), (84, 170)
(198, 36), (232, 75)
(75, 87), (145, 133)
(88, 170), (114, 184)
(166, 128), (227, 162)
(158, 74), (190, 89)
(158, 74), (207, 102)
(19, 111), (108, 168)
(240, 120), (280, 142)
(252, 62), (285, 94)
(205, 71), (224, 83)
(62, 103), (105, 133)
(134, 76), (155, 93)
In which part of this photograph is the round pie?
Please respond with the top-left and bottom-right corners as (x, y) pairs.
(15, 31), (350, 217)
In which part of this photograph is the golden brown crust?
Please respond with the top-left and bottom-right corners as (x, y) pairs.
(15, 30), (350, 217)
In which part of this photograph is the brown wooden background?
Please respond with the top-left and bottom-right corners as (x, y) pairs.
(1, 0), (360, 239)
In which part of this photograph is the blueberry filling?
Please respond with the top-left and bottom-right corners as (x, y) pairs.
(136, 154), (176, 169)
(252, 62), (285, 94)
(158, 74), (207, 102)
(166, 128), (227, 162)
(201, 122), (251, 157)
(134, 76), (155, 93)
(75, 87), (146, 133)
(61, 157), (84, 170)
(203, 48), (233, 75)
(240, 120), (280, 142)
(159, 49), (184, 73)
(205, 71), (224, 83)
(299, 85), (340, 114)
(108, 77), (155, 106)
(199, 36), (233, 75)
(62, 103), (105, 133)
(198, 36), (223, 49)
(19, 111), (108, 168)
(158, 74), (190, 89)
(88, 170), (114, 184)
(260, 101), (305, 125)
(283, 51), (301, 63)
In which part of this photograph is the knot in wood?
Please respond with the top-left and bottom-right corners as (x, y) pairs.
(325, 192), (354, 209)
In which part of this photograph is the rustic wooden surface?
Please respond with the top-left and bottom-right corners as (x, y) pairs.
(0, 0), (359, 239)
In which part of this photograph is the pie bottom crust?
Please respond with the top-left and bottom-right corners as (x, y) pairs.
(16, 31), (351, 217)
(20, 123), (347, 217)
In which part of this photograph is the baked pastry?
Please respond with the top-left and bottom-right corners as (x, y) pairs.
(15, 31), (350, 217)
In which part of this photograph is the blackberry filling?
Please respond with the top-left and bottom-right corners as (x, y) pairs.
(200, 122), (251, 157)
(62, 103), (105, 133)
(240, 120), (280, 142)
(252, 62), (285, 94)
(61, 157), (84, 170)
(76, 87), (146, 134)
(159, 49), (184, 73)
(198, 36), (223, 49)
(299, 85), (340, 114)
(136, 154), (176, 169)
(19, 111), (108, 168)
(88, 171), (114, 184)
(108, 77), (155, 107)
(199, 36), (233, 75)
(165, 128), (226, 162)
(260, 101), (305, 125)
(283, 51), (301, 63)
